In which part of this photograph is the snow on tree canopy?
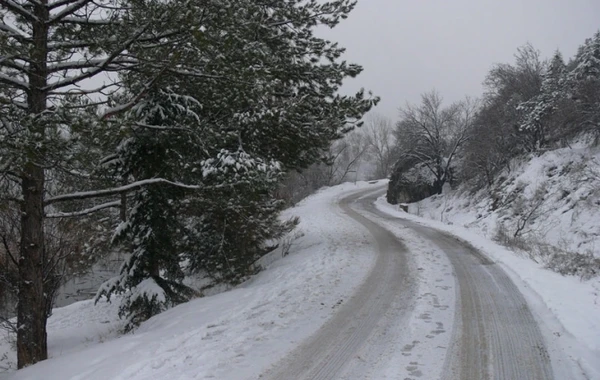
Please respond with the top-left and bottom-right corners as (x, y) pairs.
(202, 150), (282, 180)
(131, 278), (167, 305)
(570, 31), (600, 81)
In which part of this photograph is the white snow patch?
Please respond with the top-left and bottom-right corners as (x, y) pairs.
(409, 142), (600, 259)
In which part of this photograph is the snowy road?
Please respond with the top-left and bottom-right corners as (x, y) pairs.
(261, 189), (419, 380)
(363, 193), (556, 380)
(4, 184), (573, 380)
(263, 187), (555, 380)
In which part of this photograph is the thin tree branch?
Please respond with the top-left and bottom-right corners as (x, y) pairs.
(44, 178), (239, 205)
(45, 200), (121, 218)
(0, 0), (37, 21)
(48, 0), (95, 24)
(1, 235), (19, 267)
(42, 22), (153, 92)
(0, 74), (29, 91)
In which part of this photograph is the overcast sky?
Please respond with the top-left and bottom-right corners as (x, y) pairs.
(321, 0), (600, 121)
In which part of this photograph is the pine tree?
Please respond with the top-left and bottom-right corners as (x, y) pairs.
(0, 0), (221, 367)
(519, 51), (568, 149)
(569, 31), (600, 81)
(1, 0), (376, 358)
(96, 91), (200, 331)
(94, 0), (376, 328)
(567, 31), (600, 135)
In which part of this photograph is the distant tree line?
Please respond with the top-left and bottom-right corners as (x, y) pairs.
(388, 31), (600, 204)
(278, 113), (397, 205)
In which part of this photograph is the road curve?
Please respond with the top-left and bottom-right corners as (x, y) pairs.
(260, 188), (419, 380)
(357, 191), (555, 380)
(261, 187), (555, 380)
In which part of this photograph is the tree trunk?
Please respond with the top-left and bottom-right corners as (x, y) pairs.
(17, 164), (48, 368)
(18, 0), (50, 368)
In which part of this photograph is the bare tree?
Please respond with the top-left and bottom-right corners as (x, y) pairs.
(276, 128), (372, 205)
(394, 91), (475, 194)
(461, 44), (546, 188)
(462, 98), (519, 188)
(363, 114), (396, 179)
(326, 130), (370, 184)
(484, 43), (544, 101)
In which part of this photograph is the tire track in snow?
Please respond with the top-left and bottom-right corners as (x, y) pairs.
(363, 197), (555, 380)
(261, 188), (555, 380)
(259, 188), (418, 380)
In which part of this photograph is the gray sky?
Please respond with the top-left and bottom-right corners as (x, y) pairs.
(321, 0), (600, 121)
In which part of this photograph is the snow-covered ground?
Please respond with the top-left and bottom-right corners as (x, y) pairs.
(1, 182), (384, 380)
(377, 145), (600, 379)
(2, 177), (598, 379)
(409, 138), (600, 262)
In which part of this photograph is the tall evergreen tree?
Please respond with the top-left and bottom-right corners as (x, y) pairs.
(96, 91), (200, 331)
(96, 0), (377, 329)
(570, 31), (600, 81)
(1, 0), (375, 362)
(518, 51), (568, 149)
(567, 31), (600, 135)
(0, 0), (193, 366)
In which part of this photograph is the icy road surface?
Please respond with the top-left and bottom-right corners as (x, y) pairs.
(263, 188), (555, 380)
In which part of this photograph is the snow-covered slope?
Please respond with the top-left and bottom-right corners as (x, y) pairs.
(1, 182), (382, 380)
(408, 138), (600, 264)
(381, 138), (600, 377)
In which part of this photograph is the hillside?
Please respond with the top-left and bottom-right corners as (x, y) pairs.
(385, 138), (600, 375)
(2, 178), (598, 379)
(400, 137), (600, 277)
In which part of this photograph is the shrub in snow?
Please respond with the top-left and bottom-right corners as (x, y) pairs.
(545, 252), (600, 280)
(387, 162), (440, 204)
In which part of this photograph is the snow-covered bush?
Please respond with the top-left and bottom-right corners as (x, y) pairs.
(545, 251), (600, 280)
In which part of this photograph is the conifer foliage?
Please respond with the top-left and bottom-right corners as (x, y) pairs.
(567, 31), (600, 135)
(0, 0), (375, 366)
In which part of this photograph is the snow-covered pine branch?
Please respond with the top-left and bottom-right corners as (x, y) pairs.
(0, 21), (30, 42)
(47, 57), (138, 73)
(44, 177), (251, 206)
(0, 73), (29, 90)
(43, 24), (153, 92)
(59, 16), (116, 25)
(45, 200), (121, 218)
(43, 178), (201, 205)
(0, 0), (37, 21)
(49, 82), (120, 96)
(100, 71), (167, 119)
(47, 0), (96, 24)
(48, 0), (97, 10)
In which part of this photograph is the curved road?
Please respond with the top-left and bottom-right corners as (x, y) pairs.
(262, 187), (554, 380)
